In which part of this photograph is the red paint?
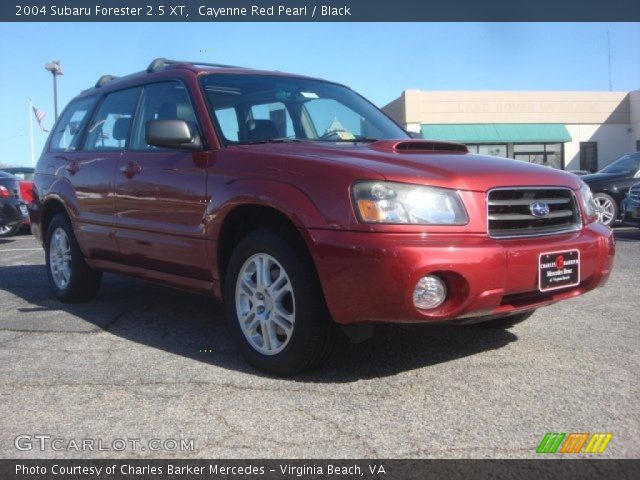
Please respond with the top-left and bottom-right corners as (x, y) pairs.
(30, 63), (614, 325)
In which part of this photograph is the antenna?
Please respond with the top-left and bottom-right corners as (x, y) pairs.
(607, 31), (613, 91)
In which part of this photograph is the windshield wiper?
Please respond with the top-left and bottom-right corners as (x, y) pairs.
(239, 138), (307, 145)
(333, 137), (379, 143)
(342, 137), (380, 143)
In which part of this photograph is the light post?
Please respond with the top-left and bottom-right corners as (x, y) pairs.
(44, 60), (63, 120)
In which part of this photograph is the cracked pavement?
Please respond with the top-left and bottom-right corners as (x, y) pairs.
(0, 229), (638, 458)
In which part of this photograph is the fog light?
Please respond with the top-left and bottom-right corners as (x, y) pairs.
(413, 275), (447, 310)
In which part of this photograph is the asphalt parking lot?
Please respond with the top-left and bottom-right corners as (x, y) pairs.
(0, 228), (638, 459)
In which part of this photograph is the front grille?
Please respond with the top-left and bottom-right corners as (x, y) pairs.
(487, 187), (581, 238)
(629, 184), (640, 205)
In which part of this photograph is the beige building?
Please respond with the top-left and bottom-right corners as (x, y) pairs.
(383, 90), (640, 171)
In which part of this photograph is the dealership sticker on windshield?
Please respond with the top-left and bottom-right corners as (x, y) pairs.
(538, 250), (580, 292)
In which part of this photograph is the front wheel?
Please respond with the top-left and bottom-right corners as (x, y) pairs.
(593, 193), (618, 227)
(45, 214), (102, 302)
(225, 228), (335, 375)
(0, 224), (21, 237)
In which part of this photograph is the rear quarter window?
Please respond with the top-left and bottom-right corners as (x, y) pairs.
(49, 97), (98, 152)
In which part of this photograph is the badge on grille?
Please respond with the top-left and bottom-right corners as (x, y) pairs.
(530, 201), (550, 217)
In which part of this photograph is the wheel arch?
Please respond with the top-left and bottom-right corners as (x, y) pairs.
(215, 203), (318, 296)
(41, 197), (72, 243)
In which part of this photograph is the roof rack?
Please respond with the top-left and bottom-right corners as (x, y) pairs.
(146, 57), (243, 73)
(95, 74), (118, 88)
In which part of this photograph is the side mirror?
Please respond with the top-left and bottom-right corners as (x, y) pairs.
(145, 120), (201, 149)
(406, 131), (423, 139)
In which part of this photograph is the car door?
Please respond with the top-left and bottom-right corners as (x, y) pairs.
(49, 92), (138, 261)
(114, 80), (210, 280)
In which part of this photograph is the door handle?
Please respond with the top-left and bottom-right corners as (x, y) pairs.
(56, 156), (80, 175)
(120, 161), (142, 178)
(65, 161), (80, 175)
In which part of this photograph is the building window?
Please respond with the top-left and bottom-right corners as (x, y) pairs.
(466, 142), (565, 169)
(513, 143), (564, 169)
(466, 144), (507, 158)
(636, 140), (640, 152)
(579, 142), (598, 173)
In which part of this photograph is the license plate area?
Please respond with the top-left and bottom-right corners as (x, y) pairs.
(538, 250), (580, 292)
(19, 204), (28, 217)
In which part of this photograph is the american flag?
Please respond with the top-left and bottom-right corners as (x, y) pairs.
(32, 106), (48, 132)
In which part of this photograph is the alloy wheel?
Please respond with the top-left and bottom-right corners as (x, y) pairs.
(49, 227), (72, 289)
(235, 253), (295, 355)
(594, 196), (616, 226)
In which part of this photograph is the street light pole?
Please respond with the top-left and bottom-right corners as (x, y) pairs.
(52, 72), (58, 119)
(44, 60), (63, 120)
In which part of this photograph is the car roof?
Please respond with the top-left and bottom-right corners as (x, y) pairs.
(76, 58), (342, 99)
(2, 167), (34, 173)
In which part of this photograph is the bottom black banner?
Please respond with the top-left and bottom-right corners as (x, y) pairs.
(1, 459), (639, 480)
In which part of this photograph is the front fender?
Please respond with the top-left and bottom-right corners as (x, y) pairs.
(205, 178), (341, 239)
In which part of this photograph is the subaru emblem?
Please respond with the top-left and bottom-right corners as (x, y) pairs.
(530, 201), (550, 217)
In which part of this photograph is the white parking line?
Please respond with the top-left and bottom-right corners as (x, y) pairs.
(0, 248), (42, 252)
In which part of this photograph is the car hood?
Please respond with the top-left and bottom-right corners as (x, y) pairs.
(240, 141), (582, 192)
(581, 172), (628, 183)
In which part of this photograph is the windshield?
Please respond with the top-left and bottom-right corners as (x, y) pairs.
(599, 153), (640, 175)
(200, 74), (408, 145)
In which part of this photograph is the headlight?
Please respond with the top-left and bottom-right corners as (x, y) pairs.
(578, 182), (598, 219)
(352, 181), (468, 225)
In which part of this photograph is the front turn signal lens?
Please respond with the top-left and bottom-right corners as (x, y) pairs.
(356, 199), (382, 222)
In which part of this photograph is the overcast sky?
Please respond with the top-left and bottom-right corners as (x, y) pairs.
(1, 22), (638, 166)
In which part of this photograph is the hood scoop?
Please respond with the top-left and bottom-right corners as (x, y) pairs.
(370, 140), (468, 154)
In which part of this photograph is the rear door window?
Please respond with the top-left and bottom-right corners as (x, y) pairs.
(83, 88), (141, 151)
(49, 97), (97, 152)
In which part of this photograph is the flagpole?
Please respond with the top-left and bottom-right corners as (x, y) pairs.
(29, 98), (35, 166)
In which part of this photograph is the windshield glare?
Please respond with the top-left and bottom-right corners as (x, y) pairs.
(599, 153), (640, 174)
(200, 74), (408, 145)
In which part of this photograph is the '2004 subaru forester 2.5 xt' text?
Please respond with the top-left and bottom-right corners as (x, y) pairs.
(30, 58), (615, 375)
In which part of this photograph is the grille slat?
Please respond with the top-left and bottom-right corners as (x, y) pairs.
(488, 210), (574, 221)
(487, 188), (581, 238)
(629, 185), (640, 204)
(488, 197), (569, 206)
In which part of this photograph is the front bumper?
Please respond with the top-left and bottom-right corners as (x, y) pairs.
(0, 199), (28, 229)
(308, 223), (615, 325)
(621, 198), (640, 227)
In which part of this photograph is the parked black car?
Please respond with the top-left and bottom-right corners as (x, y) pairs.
(582, 152), (640, 227)
(621, 182), (640, 228)
(568, 170), (590, 176)
(0, 171), (28, 234)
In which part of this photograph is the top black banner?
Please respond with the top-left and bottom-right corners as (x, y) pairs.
(4, 0), (640, 22)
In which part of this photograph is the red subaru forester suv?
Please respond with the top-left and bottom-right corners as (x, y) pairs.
(30, 59), (615, 375)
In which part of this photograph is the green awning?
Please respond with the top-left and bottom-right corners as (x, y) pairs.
(420, 124), (572, 144)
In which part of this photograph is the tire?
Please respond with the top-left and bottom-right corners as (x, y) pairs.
(0, 224), (21, 237)
(45, 213), (102, 303)
(593, 193), (618, 227)
(224, 228), (335, 375)
(474, 309), (536, 329)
